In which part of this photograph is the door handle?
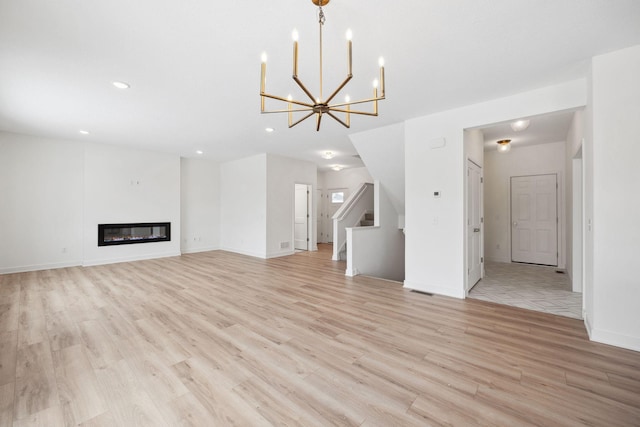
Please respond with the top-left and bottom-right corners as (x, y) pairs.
(513, 222), (518, 227)
(473, 228), (480, 232)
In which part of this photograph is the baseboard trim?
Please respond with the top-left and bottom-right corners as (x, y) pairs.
(266, 250), (294, 259)
(219, 247), (267, 259)
(0, 260), (82, 275)
(403, 280), (465, 299)
(181, 246), (220, 254)
(82, 251), (181, 267)
(589, 326), (640, 352)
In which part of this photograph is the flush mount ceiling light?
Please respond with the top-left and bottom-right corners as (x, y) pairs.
(196, 150), (204, 155)
(496, 139), (511, 153)
(510, 119), (530, 132)
(112, 81), (130, 89)
(322, 151), (335, 159)
(331, 165), (344, 171)
(265, 127), (275, 133)
(260, 0), (386, 131)
(78, 130), (90, 135)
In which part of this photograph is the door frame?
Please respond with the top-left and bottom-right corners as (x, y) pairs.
(466, 159), (484, 292)
(293, 183), (313, 251)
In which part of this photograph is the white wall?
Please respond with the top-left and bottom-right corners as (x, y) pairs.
(0, 132), (83, 273)
(404, 79), (586, 299)
(181, 158), (220, 254)
(265, 154), (317, 258)
(0, 132), (183, 271)
(319, 167), (373, 194)
(220, 154), (267, 258)
(484, 141), (567, 265)
(349, 123), (405, 217)
(82, 143), (181, 265)
(588, 44), (640, 351)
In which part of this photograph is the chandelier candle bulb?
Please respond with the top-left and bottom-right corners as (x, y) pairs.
(292, 30), (299, 76)
(260, 53), (267, 111)
(347, 29), (353, 75)
(379, 57), (385, 96)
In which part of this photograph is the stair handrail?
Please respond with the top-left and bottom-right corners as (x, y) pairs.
(332, 182), (374, 261)
(332, 182), (373, 221)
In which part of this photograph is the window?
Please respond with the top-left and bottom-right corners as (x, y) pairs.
(331, 191), (344, 204)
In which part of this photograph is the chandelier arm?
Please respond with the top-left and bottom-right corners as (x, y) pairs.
(293, 76), (319, 104)
(329, 96), (385, 108)
(261, 93), (315, 108)
(261, 107), (315, 114)
(324, 75), (353, 105)
(316, 113), (322, 131)
(289, 112), (316, 128)
(328, 107), (378, 117)
(326, 111), (350, 128)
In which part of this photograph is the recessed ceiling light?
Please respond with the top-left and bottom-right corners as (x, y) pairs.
(79, 130), (89, 135)
(510, 119), (530, 132)
(265, 127), (275, 133)
(196, 150), (204, 155)
(322, 151), (335, 159)
(331, 165), (343, 171)
(112, 81), (130, 89)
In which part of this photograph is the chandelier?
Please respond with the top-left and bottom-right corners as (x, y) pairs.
(260, 0), (386, 131)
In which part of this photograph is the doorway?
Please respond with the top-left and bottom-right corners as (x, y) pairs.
(294, 184), (311, 251)
(467, 110), (583, 319)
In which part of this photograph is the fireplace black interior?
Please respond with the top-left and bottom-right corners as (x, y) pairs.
(98, 222), (171, 246)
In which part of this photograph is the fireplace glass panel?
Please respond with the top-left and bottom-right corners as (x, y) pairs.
(98, 222), (171, 246)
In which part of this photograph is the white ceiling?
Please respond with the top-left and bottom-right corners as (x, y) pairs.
(481, 110), (577, 151)
(1, 0), (640, 170)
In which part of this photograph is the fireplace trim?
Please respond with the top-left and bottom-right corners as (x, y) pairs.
(98, 222), (171, 246)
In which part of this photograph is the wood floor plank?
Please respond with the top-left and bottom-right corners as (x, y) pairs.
(0, 381), (14, 427)
(52, 344), (108, 425)
(0, 331), (17, 387)
(3, 244), (640, 426)
(0, 290), (20, 333)
(171, 358), (271, 426)
(11, 404), (65, 427)
(14, 340), (59, 421)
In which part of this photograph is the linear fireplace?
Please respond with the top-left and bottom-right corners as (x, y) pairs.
(98, 222), (171, 246)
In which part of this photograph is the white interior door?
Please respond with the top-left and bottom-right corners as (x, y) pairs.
(467, 160), (482, 290)
(511, 174), (558, 266)
(294, 184), (308, 250)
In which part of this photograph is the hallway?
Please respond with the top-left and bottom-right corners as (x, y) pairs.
(468, 261), (582, 319)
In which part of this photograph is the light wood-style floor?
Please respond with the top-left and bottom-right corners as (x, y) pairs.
(1, 245), (639, 426)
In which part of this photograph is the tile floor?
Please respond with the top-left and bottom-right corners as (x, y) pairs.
(468, 261), (583, 319)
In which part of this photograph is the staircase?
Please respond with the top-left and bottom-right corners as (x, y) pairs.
(332, 183), (375, 261)
(360, 212), (374, 227)
(338, 211), (375, 260)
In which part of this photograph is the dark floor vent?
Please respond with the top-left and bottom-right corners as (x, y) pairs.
(555, 270), (566, 274)
(410, 290), (434, 296)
